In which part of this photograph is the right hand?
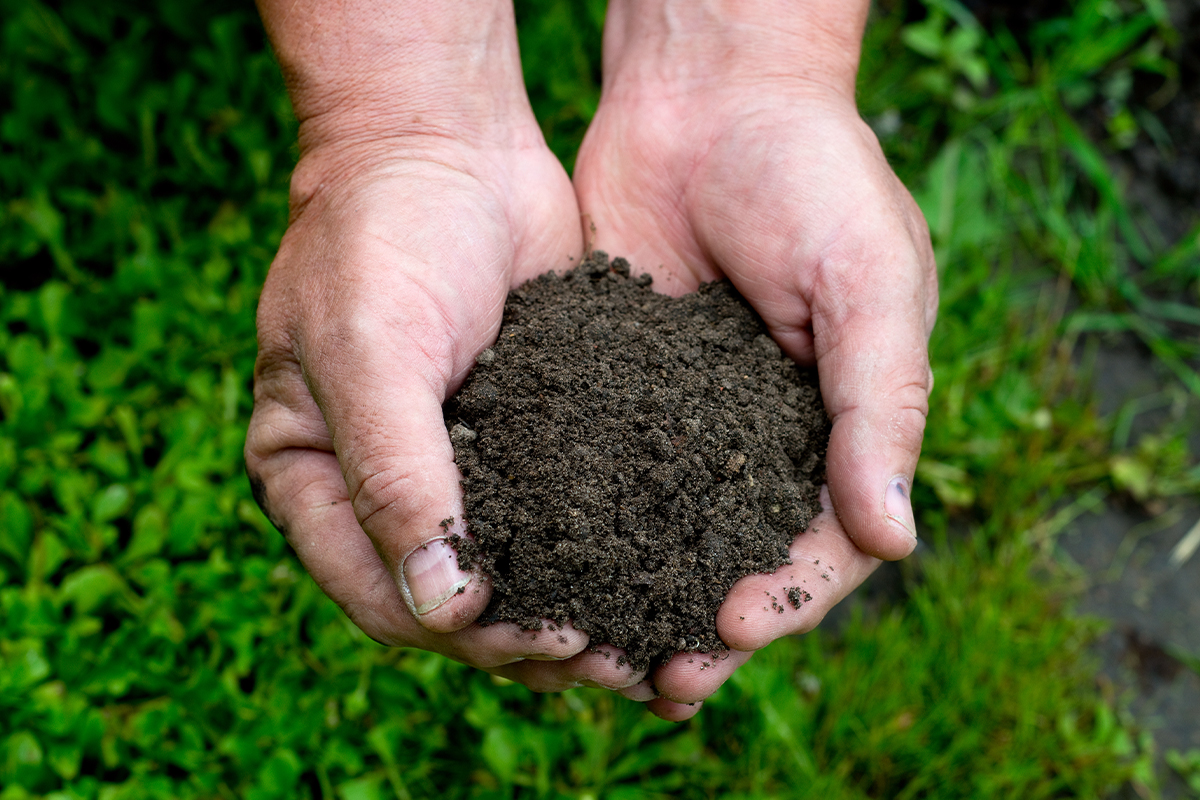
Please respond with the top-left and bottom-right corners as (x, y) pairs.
(568, 0), (936, 720)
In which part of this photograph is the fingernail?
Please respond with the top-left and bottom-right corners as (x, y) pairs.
(885, 476), (918, 538)
(401, 538), (472, 616)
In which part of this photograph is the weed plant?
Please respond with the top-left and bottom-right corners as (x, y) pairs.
(1, 0), (1197, 797)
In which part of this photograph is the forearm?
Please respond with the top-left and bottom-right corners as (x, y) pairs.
(601, 0), (869, 98)
(256, 0), (532, 153)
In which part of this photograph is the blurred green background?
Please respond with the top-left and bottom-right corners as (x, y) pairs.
(3, 0), (1200, 797)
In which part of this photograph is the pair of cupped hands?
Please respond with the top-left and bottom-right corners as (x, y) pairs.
(245, 1), (937, 721)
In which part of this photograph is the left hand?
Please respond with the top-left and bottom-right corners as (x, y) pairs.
(572, 0), (939, 720)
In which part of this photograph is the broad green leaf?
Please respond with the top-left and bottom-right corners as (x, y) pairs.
(58, 563), (126, 615)
(336, 773), (388, 800)
(46, 742), (82, 781)
(255, 749), (302, 794)
(0, 640), (51, 692)
(91, 484), (131, 524)
(482, 727), (519, 785)
(902, 16), (946, 59)
(3, 731), (44, 772)
(36, 282), (71, 339)
(29, 532), (68, 582)
(0, 491), (33, 566)
(123, 504), (168, 563)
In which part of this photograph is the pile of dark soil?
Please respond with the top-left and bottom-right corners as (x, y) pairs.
(444, 253), (830, 670)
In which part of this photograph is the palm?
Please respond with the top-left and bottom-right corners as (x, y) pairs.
(266, 142), (582, 372)
(575, 86), (931, 325)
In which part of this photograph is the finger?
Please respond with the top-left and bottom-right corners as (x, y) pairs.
(812, 213), (934, 560)
(651, 647), (753, 705)
(716, 488), (880, 651)
(618, 679), (659, 702)
(714, 166), (935, 559)
(521, 621), (592, 662)
(484, 661), (575, 693)
(297, 264), (497, 633)
(570, 644), (649, 690)
(246, 350), (429, 644)
(250, 316), (486, 636)
(492, 643), (648, 693)
(646, 697), (703, 722)
(725, 201), (935, 559)
(441, 619), (589, 670)
(245, 440), (425, 645)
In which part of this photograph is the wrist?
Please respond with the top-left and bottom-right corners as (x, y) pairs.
(600, 0), (868, 101)
(257, 0), (538, 156)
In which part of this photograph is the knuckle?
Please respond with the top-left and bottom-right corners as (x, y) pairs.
(244, 372), (332, 462)
(252, 340), (302, 390)
(350, 460), (434, 540)
(886, 382), (931, 449)
(244, 401), (298, 461)
(254, 276), (302, 357)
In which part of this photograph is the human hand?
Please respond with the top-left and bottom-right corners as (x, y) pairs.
(572, 0), (938, 719)
(246, 0), (654, 698)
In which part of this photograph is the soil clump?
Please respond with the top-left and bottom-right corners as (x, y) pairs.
(445, 252), (830, 671)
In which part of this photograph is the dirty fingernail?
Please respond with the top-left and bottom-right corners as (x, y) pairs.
(885, 476), (918, 538)
(402, 538), (472, 616)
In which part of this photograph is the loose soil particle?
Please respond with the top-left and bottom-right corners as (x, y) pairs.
(445, 252), (831, 671)
(787, 587), (813, 609)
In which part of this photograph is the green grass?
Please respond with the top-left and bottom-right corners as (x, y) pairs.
(2, 0), (1197, 797)
(1169, 749), (1200, 795)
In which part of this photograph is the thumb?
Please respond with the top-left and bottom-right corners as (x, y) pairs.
(811, 246), (935, 561)
(306, 290), (492, 633)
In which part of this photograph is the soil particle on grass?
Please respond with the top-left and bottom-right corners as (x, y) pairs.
(445, 252), (830, 671)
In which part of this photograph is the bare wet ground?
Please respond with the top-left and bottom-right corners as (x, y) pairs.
(997, 0), (1200, 791)
(1067, 1), (1200, 791)
(1063, 339), (1200, 799)
(1062, 498), (1200, 799)
(841, 2), (1200, 794)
